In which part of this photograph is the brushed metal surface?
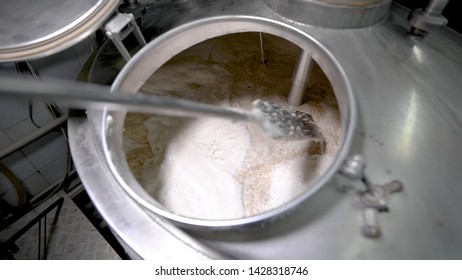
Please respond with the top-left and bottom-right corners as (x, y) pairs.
(265, 0), (392, 28)
(0, 0), (118, 62)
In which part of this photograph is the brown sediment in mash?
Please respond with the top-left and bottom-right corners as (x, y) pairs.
(122, 32), (341, 219)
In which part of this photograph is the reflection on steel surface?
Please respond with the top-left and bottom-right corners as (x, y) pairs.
(265, 0), (392, 28)
(399, 91), (418, 157)
(0, 0), (118, 62)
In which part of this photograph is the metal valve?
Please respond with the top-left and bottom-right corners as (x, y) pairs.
(407, 0), (450, 38)
(339, 154), (403, 238)
(338, 154), (366, 181)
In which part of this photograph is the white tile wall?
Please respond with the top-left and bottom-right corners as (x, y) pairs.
(0, 131), (12, 150)
(21, 172), (49, 197)
(4, 107), (56, 141)
(0, 172), (13, 196)
(21, 131), (68, 170)
(0, 36), (96, 209)
(4, 118), (40, 142)
(0, 97), (33, 130)
(0, 187), (19, 208)
(1, 151), (37, 181)
(40, 153), (69, 185)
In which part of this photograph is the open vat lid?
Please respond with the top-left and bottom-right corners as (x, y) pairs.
(0, 0), (119, 62)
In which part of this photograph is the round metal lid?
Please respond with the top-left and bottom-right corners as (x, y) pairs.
(0, 0), (118, 62)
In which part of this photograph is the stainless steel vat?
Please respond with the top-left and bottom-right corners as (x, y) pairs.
(103, 16), (357, 230)
(68, 1), (462, 259)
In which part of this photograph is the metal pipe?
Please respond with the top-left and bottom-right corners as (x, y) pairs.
(259, 32), (265, 64)
(0, 76), (252, 123)
(118, 0), (146, 26)
(288, 50), (314, 107)
(124, 0), (139, 8)
(425, 0), (450, 14)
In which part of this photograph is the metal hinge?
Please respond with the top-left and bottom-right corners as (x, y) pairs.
(104, 12), (147, 61)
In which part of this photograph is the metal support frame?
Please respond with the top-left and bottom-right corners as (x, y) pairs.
(0, 197), (64, 260)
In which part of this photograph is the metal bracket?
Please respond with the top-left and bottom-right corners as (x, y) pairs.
(339, 154), (403, 238)
(104, 12), (147, 61)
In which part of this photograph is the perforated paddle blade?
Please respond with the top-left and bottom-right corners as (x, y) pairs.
(252, 99), (323, 141)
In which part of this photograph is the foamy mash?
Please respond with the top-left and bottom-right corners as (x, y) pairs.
(123, 33), (341, 220)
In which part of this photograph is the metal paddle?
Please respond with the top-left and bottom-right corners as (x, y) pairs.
(0, 76), (323, 141)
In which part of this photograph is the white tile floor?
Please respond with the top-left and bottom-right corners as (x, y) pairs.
(0, 191), (121, 260)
